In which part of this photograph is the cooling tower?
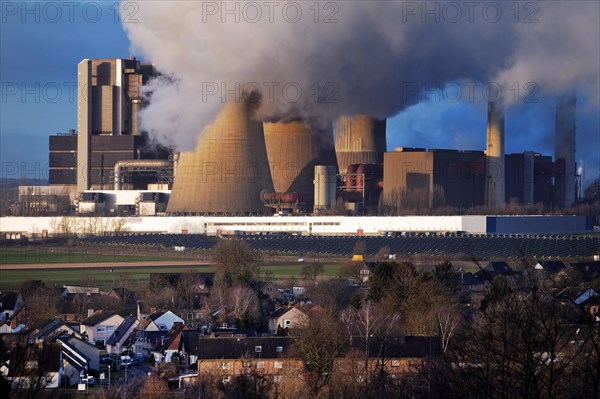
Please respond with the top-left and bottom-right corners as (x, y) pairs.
(555, 94), (576, 208)
(264, 121), (336, 196)
(335, 115), (387, 172)
(166, 101), (274, 214)
(484, 101), (506, 208)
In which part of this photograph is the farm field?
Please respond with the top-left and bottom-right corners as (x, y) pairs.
(0, 259), (343, 290)
(0, 247), (183, 264)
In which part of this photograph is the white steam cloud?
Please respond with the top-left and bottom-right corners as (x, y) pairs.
(122, 1), (600, 151)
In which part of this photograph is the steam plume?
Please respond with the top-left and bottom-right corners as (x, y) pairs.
(122, 1), (599, 152)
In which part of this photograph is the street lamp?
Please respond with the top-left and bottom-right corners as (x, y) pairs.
(108, 365), (111, 389)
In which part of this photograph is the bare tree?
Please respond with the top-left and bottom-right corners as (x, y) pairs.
(301, 262), (324, 283)
(291, 311), (347, 395)
(212, 239), (260, 287)
(227, 285), (260, 327)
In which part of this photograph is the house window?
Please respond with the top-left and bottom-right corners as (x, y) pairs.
(273, 375), (281, 383)
(242, 361), (251, 368)
(391, 359), (400, 368)
(221, 362), (230, 370)
(97, 326), (106, 332)
(222, 377), (230, 384)
(255, 346), (262, 353)
(256, 361), (264, 369)
(274, 361), (283, 369)
(276, 346), (283, 353)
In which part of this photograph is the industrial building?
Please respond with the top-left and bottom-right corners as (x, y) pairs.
(38, 59), (581, 217)
(46, 58), (172, 217)
(1, 215), (595, 238)
(382, 148), (485, 211)
(48, 58), (171, 194)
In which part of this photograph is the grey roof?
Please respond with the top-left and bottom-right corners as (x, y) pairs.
(81, 311), (119, 326)
(35, 318), (65, 341)
(58, 336), (90, 371)
(196, 337), (294, 359)
(106, 316), (138, 345)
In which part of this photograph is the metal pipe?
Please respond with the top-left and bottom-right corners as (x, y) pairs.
(113, 160), (170, 190)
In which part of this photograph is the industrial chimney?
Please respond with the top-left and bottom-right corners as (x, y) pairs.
(166, 99), (274, 214)
(484, 101), (506, 209)
(334, 115), (386, 173)
(554, 94), (577, 208)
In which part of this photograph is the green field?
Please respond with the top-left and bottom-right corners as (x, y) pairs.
(0, 248), (182, 264)
(0, 261), (343, 290)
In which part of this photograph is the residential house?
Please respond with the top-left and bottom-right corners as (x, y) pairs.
(34, 318), (82, 342)
(62, 285), (101, 298)
(62, 336), (101, 371)
(0, 322), (12, 334)
(57, 337), (91, 385)
(133, 319), (175, 358)
(359, 261), (378, 283)
(254, 281), (284, 303)
(106, 316), (139, 355)
(484, 261), (513, 275)
(152, 324), (188, 363)
(196, 337), (302, 384)
(555, 287), (600, 321)
(336, 336), (443, 379)
(461, 272), (486, 292)
(145, 311), (184, 332)
(534, 261), (567, 275)
(80, 311), (124, 346)
(57, 301), (80, 322)
(6, 342), (63, 390)
(268, 304), (323, 334)
(0, 291), (24, 322)
(292, 286), (306, 299)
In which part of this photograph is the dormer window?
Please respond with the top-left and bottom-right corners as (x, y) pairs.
(255, 346), (262, 353)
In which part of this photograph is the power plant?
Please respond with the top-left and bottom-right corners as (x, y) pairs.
(262, 121), (337, 212)
(334, 115), (387, 173)
(166, 99), (274, 215)
(40, 59), (583, 217)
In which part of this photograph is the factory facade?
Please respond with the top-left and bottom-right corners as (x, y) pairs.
(38, 58), (580, 217)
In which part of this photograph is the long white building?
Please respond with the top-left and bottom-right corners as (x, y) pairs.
(1, 215), (594, 238)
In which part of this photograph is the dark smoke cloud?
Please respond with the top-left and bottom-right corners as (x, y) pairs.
(122, 1), (599, 157)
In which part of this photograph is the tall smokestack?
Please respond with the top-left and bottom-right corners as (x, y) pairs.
(484, 101), (505, 209)
(554, 94), (577, 208)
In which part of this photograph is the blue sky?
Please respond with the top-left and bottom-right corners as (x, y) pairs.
(1, 2), (598, 186)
